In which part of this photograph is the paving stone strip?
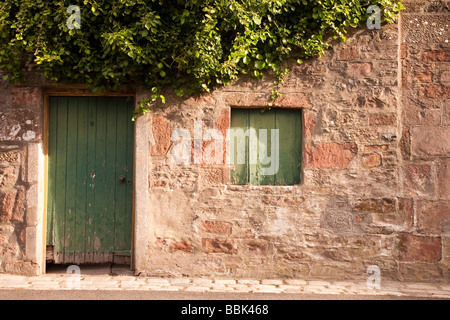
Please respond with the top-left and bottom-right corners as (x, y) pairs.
(0, 274), (448, 298)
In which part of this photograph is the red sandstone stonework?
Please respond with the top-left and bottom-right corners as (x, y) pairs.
(399, 234), (442, 262)
(422, 50), (450, 62)
(438, 159), (450, 199)
(305, 142), (357, 169)
(11, 87), (41, 107)
(347, 62), (372, 76)
(417, 201), (450, 234)
(411, 127), (450, 157)
(171, 240), (193, 253)
(202, 238), (236, 254)
(202, 221), (232, 235)
(0, 190), (17, 222)
(336, 47), (359, 61)
(362, 153), (382, 168)
(368, 113), (396, 126)
(420, 84), (450, 98)
(277, 93), (311, 108)
(403, 164), (433, 197)
(151, 114), (172, 156)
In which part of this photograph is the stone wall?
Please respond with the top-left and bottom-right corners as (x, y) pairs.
(136, 0), (449, 282)
(398, 0), (450, 281)
(0, 0), (448, 281)
(0, 83), (44, 275)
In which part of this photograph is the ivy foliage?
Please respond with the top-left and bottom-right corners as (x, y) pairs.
(0, 0), (403, 117)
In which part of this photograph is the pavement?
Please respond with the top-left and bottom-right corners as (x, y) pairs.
(0, 264), (448, 300)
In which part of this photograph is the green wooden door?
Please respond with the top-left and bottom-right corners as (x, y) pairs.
(46, 96), (134, 264)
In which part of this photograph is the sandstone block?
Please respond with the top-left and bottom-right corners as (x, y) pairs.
(11, 87), (41, 107)
(398, 234), (441, 262)
(417, 201), (450, 234)
(438, 159), (450, 199)
(411, 127), (450, 157)
(402, 164), (434, 196)
(305, 142), (357, 169)
(202, 238), (236, 254)
(202, 221), (232, 235)
(151, 114), (172, 156)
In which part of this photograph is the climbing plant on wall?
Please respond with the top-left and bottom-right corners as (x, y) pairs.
(0, 0), (403, 117)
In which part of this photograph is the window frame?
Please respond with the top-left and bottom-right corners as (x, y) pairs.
(229, 108), (303, 186)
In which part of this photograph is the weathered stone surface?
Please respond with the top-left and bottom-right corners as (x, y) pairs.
(398, 234), (442, 262)
(404, 96), (442, 126)
(3, 261), (39, 276)
(0, 151), (20, 164)
(420, 84), (450, 98)
(398, 198), (414, 229)
(438, 159), (450, 199)
(214, 108), (230, 137)
(0, 190), (17, 222)
(322, 210), (353, 232)
(12, 186), (25, 223)
(362, 153), (382, 168)
(202, 221), (232, 235)
(411, 127), (450, 157)
(417, 201), (450, 234)
(423, 50), (450, 62)
(305, 142), (358, 169)
(353, 198), (396, 214)
(368, 113), (396, 126)
(151, 114), (172, 156)
(403, 164), (434, 196)
(398, 262), (445, 282)
(335, 47), (359, 61)
(414, 72), (433, 83)
(276, 93), (311, 108)
(347, 62), (373, 76)
(171, 240), (194, 253)
(0, 166), (19, 189)
(400, 128), (411, 160)
(0, 109), (40, 141)
(202, 238), (236, 254)
(401, 14), (449, 43)
(245, 239), (269, 255)
(11, 87), (41, 107)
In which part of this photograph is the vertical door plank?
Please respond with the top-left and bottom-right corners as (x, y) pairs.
(74, 97), (89, 263)
(85, 97), (97, 255)
(63, 97), (79, 262)
(114, 98), (129, 253)
(47, 98), (58, 246)
(54, 97), (68, 255)
(104, 98), (118, 252)
(93, 97), (108, 253)
(230, 109), (249, 185)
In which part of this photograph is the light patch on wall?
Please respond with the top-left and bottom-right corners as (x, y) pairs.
(266, 207), (293, 236)
(22, 131), (36, 141)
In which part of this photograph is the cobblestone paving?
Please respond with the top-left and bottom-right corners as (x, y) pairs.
(0, 272), (449, 299)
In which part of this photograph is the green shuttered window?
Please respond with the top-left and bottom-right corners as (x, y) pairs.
(230, 108), (302, 186)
